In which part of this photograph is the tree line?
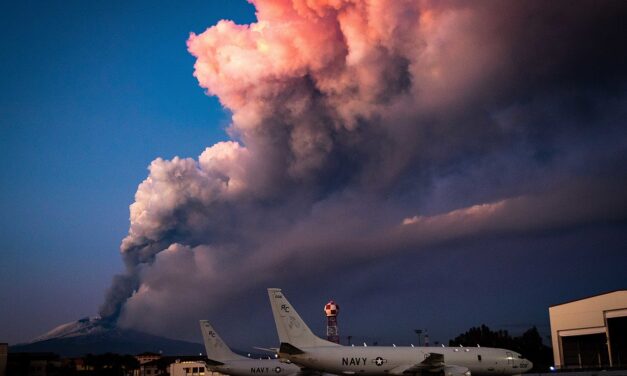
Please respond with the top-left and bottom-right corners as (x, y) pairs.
(449, 324), (553, 372)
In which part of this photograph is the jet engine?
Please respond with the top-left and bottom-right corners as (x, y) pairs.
(443, 365), (471, 376)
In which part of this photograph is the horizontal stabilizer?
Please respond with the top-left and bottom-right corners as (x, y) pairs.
(280, 342), (305, 355)
(205, 358), (225, 366)
(253, 346), (279, 353)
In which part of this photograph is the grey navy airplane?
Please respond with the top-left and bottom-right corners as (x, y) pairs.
(200, 320), (324, 376)
(267, 288), (533, 376)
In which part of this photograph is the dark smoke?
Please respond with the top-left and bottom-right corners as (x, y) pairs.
(100, 0), (627, 332)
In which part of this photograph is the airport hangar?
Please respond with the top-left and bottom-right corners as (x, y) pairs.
(549, 290), (627, 369)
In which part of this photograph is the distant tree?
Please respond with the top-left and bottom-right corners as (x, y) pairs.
(449, 324), (515, 349)
(515, 327), (553, 372)
(449, 325), (552, 372)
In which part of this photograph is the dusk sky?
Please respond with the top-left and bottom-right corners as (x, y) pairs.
(1, 0), (626, 350)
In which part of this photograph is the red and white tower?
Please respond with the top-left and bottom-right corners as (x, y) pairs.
(324, 300), (340, 344)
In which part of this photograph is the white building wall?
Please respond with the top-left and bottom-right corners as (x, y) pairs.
(169, 361), (224, 376)
(549, 290), (627, 367)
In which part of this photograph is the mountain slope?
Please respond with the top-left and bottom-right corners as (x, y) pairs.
(10, 317), (203, 357)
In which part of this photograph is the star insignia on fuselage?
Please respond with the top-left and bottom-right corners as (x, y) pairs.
(373, 357), (387, 366)
(274, 367), (282, 373)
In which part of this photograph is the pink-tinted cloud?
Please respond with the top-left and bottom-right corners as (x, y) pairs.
(100, 0), (627, 335)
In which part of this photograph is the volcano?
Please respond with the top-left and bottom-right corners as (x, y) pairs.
(9, 317), (203, 357)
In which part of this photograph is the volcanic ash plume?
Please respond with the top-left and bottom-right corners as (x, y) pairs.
(100, 0), (627, 329)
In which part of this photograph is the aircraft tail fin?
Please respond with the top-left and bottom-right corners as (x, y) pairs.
(267, 288), (340, 349)
(199, 320), (246, 361)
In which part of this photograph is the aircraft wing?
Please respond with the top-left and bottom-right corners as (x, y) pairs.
(389, 353), (461, 375)
(421, 353), (445, 369)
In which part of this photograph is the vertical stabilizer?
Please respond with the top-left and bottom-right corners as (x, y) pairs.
(199, 320), (246, 361)
(267, 288), (340, 348)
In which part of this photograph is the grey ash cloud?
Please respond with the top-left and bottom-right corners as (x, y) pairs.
(100, 0), (627, 343)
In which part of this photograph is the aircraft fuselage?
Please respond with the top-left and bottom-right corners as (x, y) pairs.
(211, 358), (302, 376)
(282, 345), (531, 376)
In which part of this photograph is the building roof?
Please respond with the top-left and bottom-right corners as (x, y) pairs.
(549, 289), (627, 307)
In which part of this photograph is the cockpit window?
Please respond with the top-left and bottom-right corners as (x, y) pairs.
(517, 355), (524, 359)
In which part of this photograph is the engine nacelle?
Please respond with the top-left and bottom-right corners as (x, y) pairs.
(443, 365), (471, 376)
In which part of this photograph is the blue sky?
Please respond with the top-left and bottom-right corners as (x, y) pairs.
(0, 0), (255, 344)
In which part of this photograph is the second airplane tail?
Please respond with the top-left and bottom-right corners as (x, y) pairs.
(199, 320), (246, 361)
(267, 288), (340, 349)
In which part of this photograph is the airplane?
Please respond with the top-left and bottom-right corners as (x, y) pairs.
(200, 320), (323, 376)
(267, 288), (533, 376)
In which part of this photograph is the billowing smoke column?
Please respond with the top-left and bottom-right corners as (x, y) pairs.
(324, 300), (340, 344)
(99, 0), (627, 328)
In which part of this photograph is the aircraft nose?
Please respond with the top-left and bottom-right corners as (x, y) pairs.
(525, 359), (533, 371)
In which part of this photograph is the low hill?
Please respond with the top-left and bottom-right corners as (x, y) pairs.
(10, 317), (203, 357)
